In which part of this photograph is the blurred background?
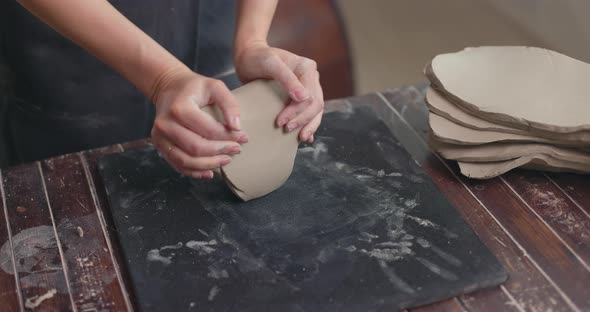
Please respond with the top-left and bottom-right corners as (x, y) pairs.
(270, 0), (590, 98)
(2, 0), (590, 165)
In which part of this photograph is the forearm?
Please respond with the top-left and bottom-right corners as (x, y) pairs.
(234, 0), (278, 60)
(18, 0), (189, 101)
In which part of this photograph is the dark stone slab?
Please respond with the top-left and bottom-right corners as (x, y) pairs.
(98, 102), (507, 311)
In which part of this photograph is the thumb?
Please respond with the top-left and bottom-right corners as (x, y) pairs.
(207, 79), (242, 131)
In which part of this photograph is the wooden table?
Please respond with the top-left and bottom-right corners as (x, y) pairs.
(1, 86), (588, 311)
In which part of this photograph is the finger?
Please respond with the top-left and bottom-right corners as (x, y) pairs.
(152, 134), (182, 172)
(275, 66), (321, 128)
(153, 132), (230, 173)
(168, 146), (233, 171)
(171, 99), (248, 143)
(282, 70), (323, 132)
(263, 54), (309, 102)
(173, 160), (214, 179)
(207, 79), (241, 131)
(276, 99), (308, 128)
(299, 111), (323, 143)
(153, 119), (241, 157)
(180, 169), (215, 180)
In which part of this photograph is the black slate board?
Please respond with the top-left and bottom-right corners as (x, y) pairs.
(98, 101), (507, 311)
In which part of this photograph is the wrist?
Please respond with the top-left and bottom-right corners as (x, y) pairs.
(233, 38), (269, 64)
(149, 64), (194, 105)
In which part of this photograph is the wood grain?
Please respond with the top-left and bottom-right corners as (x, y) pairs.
(0, 170), (21, 311)
(82, 144), (135, 311)
(502, 170), (590, 267)
(2, 164), (73, 310)
(547, 172), (590, 218)
(463, 176), (590, 308)
(119, 140), (151, 151)
(41, 153), (129, 311)
(378, 88), (577, 311)
(459, 287), (522, 312)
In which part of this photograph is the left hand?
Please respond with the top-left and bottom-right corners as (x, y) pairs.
(234, 42), (324, 143)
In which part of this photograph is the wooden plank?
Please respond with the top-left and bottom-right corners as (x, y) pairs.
(2, 163), (73, 310)
(119, 139), (151, 151)
(0, 169), (22, 311)
(460, 172), (588, 308)
(82, 145), (135, 310)
(377, 89), (576, 311)
(82, 145), (123, 234)
(41, 153), (130, 311)
(381, 87), (589, 309)
(460, 287), (522, 312)
(547, 173), (590, 218)
(502, 170), (590, 267)
(410, 298), (465, 312)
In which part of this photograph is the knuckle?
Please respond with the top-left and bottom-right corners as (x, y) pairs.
(188, 142), (202, 156)
(317, 99), (325, 110)
(200, 127), (215, 140)
(209, 79), (224, 90)
(304, 58), (317, 70)
(170, 103), (185, 119)
(153, 119), (166, 133)
(262, 54), (279, 71)
(312, 69), (320, 80)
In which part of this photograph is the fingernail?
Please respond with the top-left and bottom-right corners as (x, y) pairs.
(310, 134), (315, 143)
(277, 117), (288, 127)
(232, 116), (241, 130)
(303, 130), (312, 141)
(286, 122), (298, 132)
(290, 88), (309, 102)
(221, 144), (240, 154)
(195, 171), (213, 179)
(238, 135), (249, 144)
(226, 145), (241, 155)
(220, 156), (232, 166)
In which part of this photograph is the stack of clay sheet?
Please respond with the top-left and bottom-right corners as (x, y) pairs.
(424, 46), (590, 179)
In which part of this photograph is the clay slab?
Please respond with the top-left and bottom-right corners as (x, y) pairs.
(429, 46), (590, 133)
(428, 112), (579, 146)
(204, 80), (299, 201)
(430, 139), (590, 164)
(458, 154), (590, 179)
(425, 87), (590, 144)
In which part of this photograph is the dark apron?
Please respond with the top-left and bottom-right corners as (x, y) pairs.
(0, 0), (238, 165)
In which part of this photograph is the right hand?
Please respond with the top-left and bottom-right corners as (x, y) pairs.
(150, 67), (248, 179)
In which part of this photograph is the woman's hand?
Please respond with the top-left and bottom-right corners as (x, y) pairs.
(234, 42), (324, 143)
(150, 67), (248, 179)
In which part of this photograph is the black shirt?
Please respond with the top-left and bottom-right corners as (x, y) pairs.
(0, 0), (237, 163)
